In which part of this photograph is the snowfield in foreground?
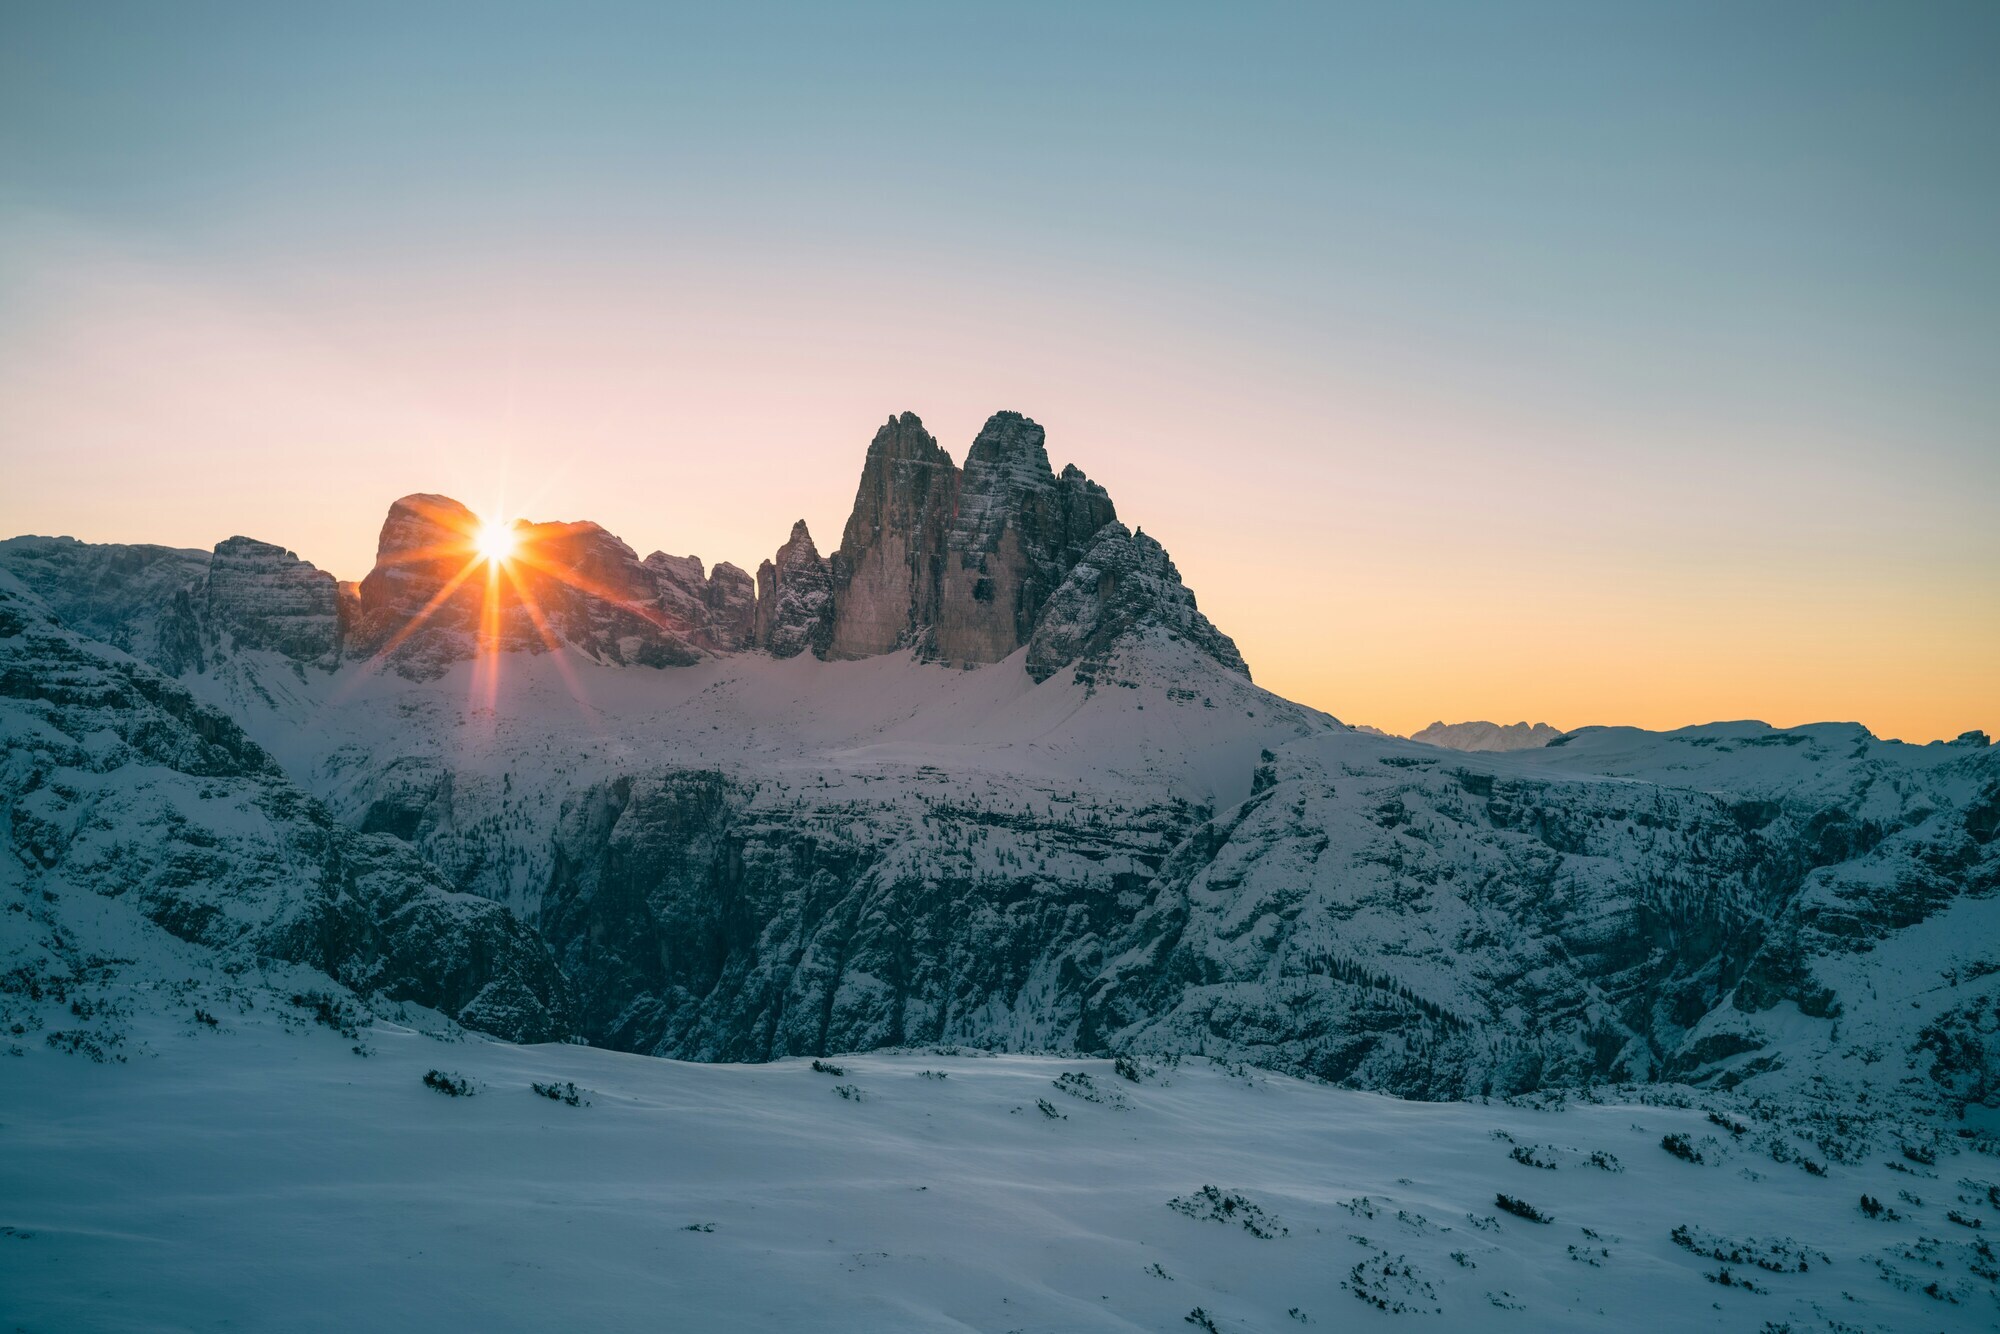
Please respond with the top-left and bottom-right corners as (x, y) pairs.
(4, 1010), (1996, 1333)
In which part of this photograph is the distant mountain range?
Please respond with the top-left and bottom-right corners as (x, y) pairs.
(1354, 720), (1566, 751)
(3, 409), (1994, 1136)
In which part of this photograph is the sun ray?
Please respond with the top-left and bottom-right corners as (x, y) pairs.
(510, 548), (685, 635)
(367, 555), (484, 664)
(501, 560), (597, 720)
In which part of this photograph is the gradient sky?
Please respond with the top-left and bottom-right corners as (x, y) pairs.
(2, 2), (1994, 742)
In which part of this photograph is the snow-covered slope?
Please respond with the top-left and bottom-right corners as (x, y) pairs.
(0, 572), (569, 1043)
(5, 998), (1996, 1332)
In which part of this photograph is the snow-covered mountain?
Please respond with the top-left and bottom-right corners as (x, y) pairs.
(1410, 719), (1566, 751)
(4, 409), (1995, 1139)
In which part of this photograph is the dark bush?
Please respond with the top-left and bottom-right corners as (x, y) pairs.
(532, 1080), (586, 1107)
(423, 1069), (473, 1097)
(1495, 1193), (1551, 1224)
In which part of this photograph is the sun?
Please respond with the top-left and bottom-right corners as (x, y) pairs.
(472, 517), (519, 566)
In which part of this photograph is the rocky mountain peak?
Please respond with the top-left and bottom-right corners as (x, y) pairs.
(205, 536), (342, 666)
(1025, 521), (1248, 684)
(756, 520), (833, 659)
(932, 411), (1118, 666)
(827, 412), (959, 659)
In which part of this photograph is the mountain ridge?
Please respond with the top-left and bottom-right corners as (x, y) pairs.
(2, 409), (1994, 1135)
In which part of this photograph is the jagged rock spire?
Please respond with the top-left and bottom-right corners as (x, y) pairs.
(826, 413), (958, 659)
(756, 520), (833, 659)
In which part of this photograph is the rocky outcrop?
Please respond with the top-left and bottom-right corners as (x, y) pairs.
(754, 521), (833, 659)
(0, 573), (571, 1041)
(348, 495), (708, 676)
(704, 562), (757, 651)
(826, 413), (958, 659)
(205, 536), (343, 665)
(1025, 522), (1248, 683)
(645, 552), (759, 654)
(0, 535), (213, 675)
(933, 412), (1118, 665)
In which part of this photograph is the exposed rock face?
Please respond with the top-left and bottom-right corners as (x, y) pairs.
(205, 536), (343, 665)
(539, 765), (1181, 1058)
(0, 536), (213, 676)
(1025, 522), (1248, 684)
(531, 521), (705, 669)
(933, 413), (1118, 666)
(827, 413), (958, 659)
(348, 496), (709, 676)
(0, 573), (571, 1041)
(703, 562), (757, 651)
(1411, 720), (1564, 752)
(754, 522), (833, 659)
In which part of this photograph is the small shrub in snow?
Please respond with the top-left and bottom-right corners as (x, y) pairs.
(810, 1059), (844, 1076)
(1661, 1133), (1704, 1164)
(1114, 1054), (1157, 1083)
(423, 1070), (473, 1097)
(1144, 1263), (1172, 1280)
(832, 1084), (863, 1101)
(1510, 1144), (1557, 1170)
(1903, 1143), (1937, 1167)
(682, 1222), (714, 1233)
(1858, 1194), (1903, 1221)
(1168, 1185), (1287, 1238)
(193, 1008), (219, 1028)
(532, 1080), (587, 1107)
(1345, 1251), (1439, 1314)
(1494, 1193), (1551, 1224)
(915, 1069), (948, 1080)
(1184, 1308), (1220, 1333)
(44, 1030), (122, 1062)
(1587, 1150), (1624, 1173)
(1669, 1225), (1824, 1273)
(290, 991), (363, 1040)
(1705, 1266), (1764, 1294)
(1036, 1097), (1065, 1120)
(1946, 1209), (1982, 1229)
(1053, 1071), (1128, 1109)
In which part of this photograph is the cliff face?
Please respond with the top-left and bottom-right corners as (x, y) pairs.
(206, 536), (343, 666)
(817, 409), (1230, 682)
(0, 572), (571, 1042)
(826, 413), (958, 659)
(933, 413), (1119, 666)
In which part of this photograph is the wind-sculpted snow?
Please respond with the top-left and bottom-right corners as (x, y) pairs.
(5, 1013), (1997, 1331)
(0, 574), (570, 1042)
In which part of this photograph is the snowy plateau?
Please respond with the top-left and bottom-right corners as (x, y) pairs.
(2, 409), (1996, 1331)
